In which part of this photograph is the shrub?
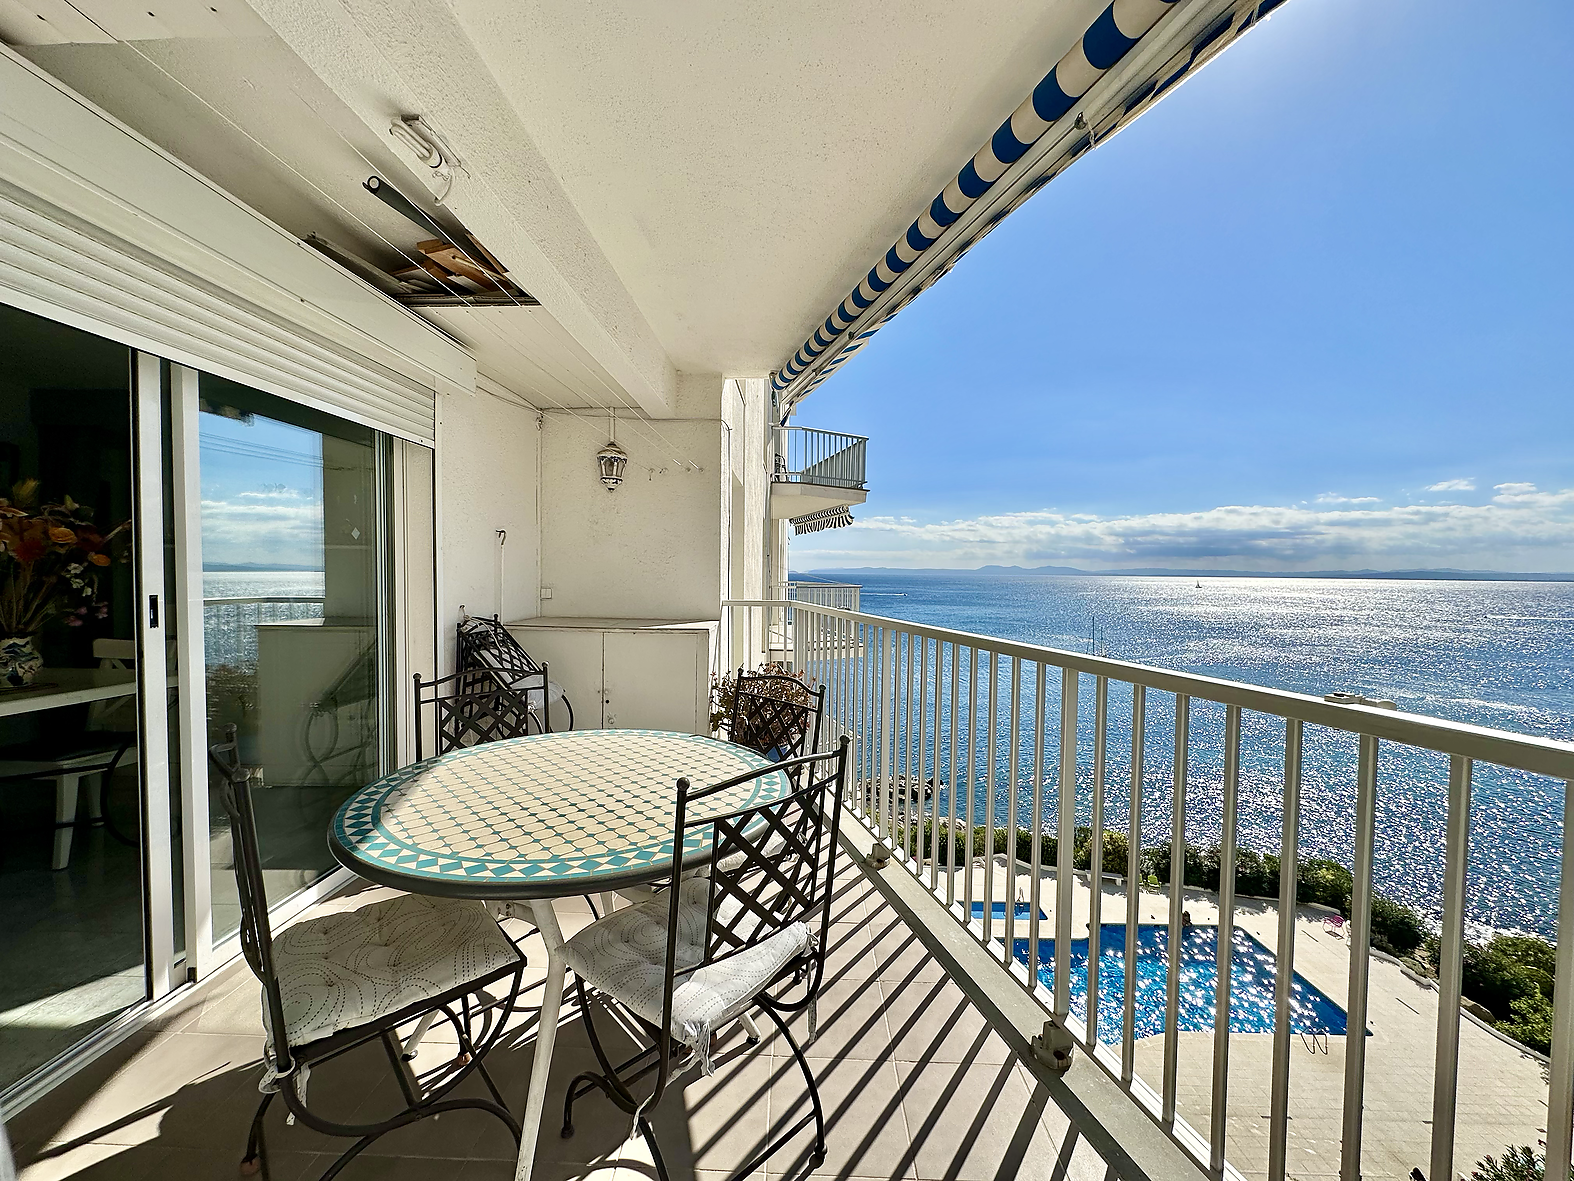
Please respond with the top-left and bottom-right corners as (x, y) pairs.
(1493, 935), (1557, 980)
(1073, 828), (1130, 875)
(1233, 847), (1281, 897)
(1297, 859), (1353, 911)
(1497, 992), (1555, 1055)
(1369, 894), (1426, 957)
(1471, 1145), (1569, 1181)
(1460, 938), (1548, 1020)
(1144, 842), (1282, 896)
(1143, 842), (1214, 888)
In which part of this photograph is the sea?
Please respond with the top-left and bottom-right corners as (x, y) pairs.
(202, 570), (325, 668)
(799, 570), (1574, 939)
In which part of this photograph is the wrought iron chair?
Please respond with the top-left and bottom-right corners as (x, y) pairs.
(457, 612), (574, 732)
(559, 737), (849, 1180)
(727, 668), (826, 763)
(413, 668), (537, 759)
(207, 724), (528, 1180)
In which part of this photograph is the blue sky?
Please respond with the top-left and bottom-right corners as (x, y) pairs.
(199, 411), (325, 568)
(793, 0), (1574, 572)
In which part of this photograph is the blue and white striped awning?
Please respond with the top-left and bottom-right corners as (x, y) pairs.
(791, 506), (855, 535)
(773, 0), (1286, 409)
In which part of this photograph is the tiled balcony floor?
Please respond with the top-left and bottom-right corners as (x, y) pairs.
(8, 862), (1114, 1181)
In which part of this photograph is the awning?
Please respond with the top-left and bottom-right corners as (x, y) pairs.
(772, 0), (1285, 410)
(792, 506), (855, 535)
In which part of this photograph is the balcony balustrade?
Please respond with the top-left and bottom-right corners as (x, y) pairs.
(724, 597), (1574, 1181)
(772, 427), (867, 491)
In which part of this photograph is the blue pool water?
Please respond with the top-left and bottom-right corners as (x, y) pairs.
(971, 901), (1047, 921)
(1014, 924), (1349, 1039)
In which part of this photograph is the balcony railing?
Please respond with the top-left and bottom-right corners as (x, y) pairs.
(723, 597), (1574, 1181)
(772, 426), (867, 490)
(770, 580), (862, 611)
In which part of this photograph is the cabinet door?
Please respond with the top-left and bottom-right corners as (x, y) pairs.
(505, 628), (605, 729)
(603, 631), (704, 733)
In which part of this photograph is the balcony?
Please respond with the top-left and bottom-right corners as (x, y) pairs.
(9, 602), (1572, 1181)
(770, 428), (869, 525)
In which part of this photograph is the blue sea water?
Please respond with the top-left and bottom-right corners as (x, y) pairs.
(1018, 924), (1350, 1038)
(799, 571), (1574, 937)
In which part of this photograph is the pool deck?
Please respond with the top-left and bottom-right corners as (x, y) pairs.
(950, 859), (1550, 1181)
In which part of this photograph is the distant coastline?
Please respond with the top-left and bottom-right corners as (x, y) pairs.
(203, 562), (324, 573)
(799, 565), (1574, 583)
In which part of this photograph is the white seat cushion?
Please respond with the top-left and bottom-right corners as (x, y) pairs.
(265, 893), (520, 1050)
(562, 878), (812, 1062)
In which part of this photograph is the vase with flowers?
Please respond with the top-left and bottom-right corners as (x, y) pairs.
(0, 479), (130, 687)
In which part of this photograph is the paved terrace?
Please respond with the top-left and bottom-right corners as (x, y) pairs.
(958, 862), (1551, 1180)
(7, 858), (1116, 1181)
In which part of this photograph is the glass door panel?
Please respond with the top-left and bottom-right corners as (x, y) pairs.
(0, 304), (146, 1091)
(197, 376), (386, 941)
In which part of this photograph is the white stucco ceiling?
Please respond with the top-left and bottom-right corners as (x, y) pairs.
(446, 0), (1109, 376)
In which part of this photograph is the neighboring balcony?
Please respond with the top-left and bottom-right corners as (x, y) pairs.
(771, 426), (868, 526)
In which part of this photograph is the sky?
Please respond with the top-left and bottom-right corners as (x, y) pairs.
(199, 411), (325, 568)
(792, 0), (1574, 573)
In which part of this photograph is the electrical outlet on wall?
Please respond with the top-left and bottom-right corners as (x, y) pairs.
(540, 587), (553, 600)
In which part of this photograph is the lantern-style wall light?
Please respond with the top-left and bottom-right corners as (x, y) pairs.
(596, 410), (628, 491)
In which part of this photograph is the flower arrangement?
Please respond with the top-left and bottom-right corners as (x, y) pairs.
(0, 479), (130, 666)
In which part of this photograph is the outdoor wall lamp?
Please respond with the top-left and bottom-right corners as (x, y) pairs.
(596, 411), (627, 491)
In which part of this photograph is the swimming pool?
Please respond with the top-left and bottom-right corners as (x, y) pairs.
(1012, 924), (1349, 1039)
(970, 901), (1048, 921)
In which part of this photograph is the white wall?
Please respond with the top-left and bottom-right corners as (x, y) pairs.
(539, 374), (724, 621)
(436, 380), (542, 670)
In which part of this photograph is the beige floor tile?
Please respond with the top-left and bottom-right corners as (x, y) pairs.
(896, 1058), (1063, 1181)
(20, 1141), (319, 1181)
(11, 1029), (266, 1154)
(819, 921), (879, 981)
(760, 973), (891, 1063)
(767, 1055), (912, 1180)
(879, 976), (1013, 1066)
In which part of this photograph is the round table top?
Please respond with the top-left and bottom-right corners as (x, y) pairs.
(329, 729), (789, 899)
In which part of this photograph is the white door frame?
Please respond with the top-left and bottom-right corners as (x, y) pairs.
(169, 364), (212, 980)
(131, 351), (176, 998)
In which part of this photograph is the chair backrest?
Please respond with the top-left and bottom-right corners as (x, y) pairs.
(413, 669), (537, 760)
(208, 724), (294, 1075)
(651, 738), (847, 1098)
(457, 614), (547, 688)
(727, 669), (826, 762)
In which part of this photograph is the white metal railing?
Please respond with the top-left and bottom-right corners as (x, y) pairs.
(203, 596), (325, 667)
(770, 580), (862, 611)
(723, 597), (1574, 1181)
(772, 426), (867, 490)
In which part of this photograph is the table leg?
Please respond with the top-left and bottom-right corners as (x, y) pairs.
(514, 898), (567, 1181)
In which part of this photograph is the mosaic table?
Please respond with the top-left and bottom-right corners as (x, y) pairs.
(328, 728), (789, 1181)
(330, 728), (788, 899)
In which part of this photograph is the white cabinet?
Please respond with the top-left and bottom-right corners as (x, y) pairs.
(504, 617), (716, 734)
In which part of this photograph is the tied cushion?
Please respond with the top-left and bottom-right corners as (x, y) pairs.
(562, 878), (813, 1066)
(264, 893), (519, 1051)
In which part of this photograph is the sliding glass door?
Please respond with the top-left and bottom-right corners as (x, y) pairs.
(0, 296), (402, 1104)
(195, 375), (390, 944)
(0, 306), (166, 1092)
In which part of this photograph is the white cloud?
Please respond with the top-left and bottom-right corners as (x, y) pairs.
(1314, 493), (1380, 505)
(794, 483), (1574, 571)
(200, 488), (323, 567)
(1425, 478), (1476, 492)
